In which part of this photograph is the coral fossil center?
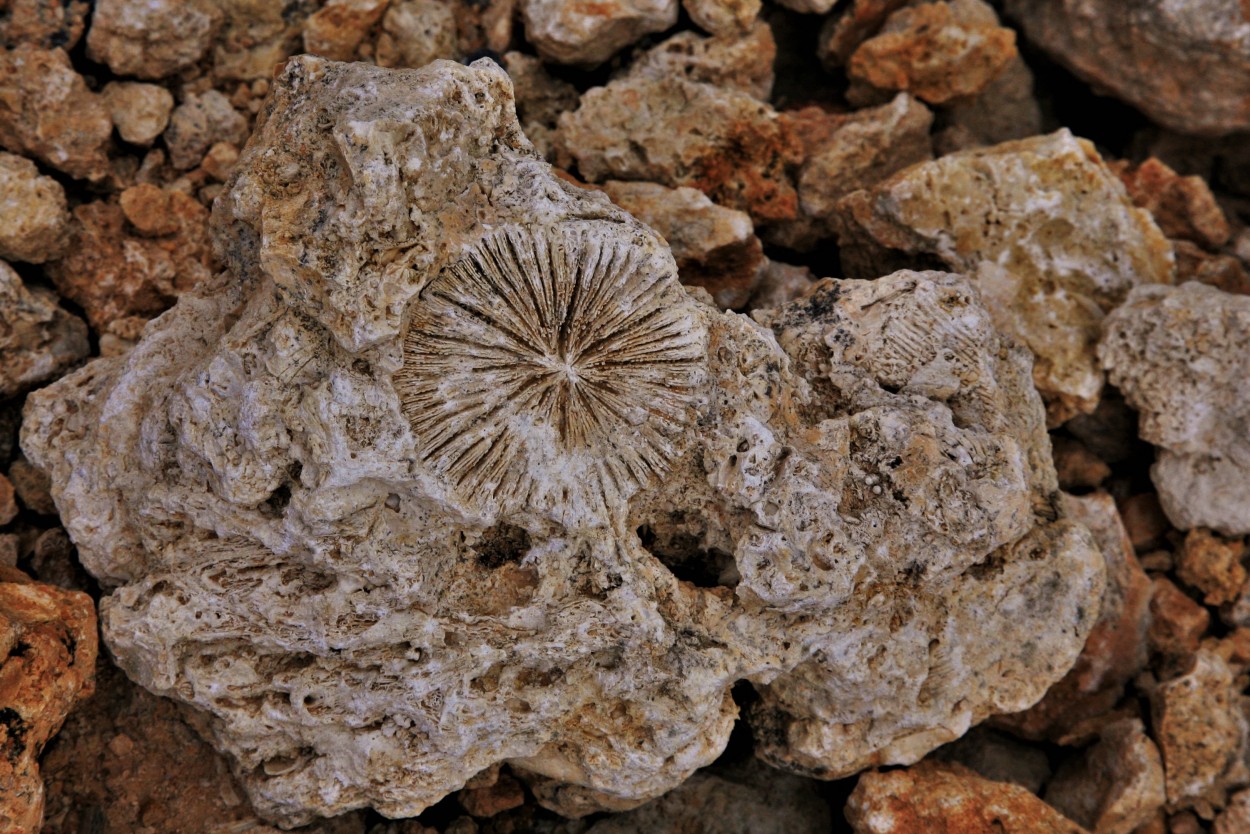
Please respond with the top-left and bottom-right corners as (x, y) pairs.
(395, 223), (707, 516)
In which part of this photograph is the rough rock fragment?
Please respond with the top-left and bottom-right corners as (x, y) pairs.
(164, 90), (249, 170)
(935, 54), (1042, 153)
(0, 262), (89, 400)
(303, 0), (390, 61)
(682, 0), (759, 37)
(624, 22), (775, 101)
(86, 0), (223, 79)
(0, 475), (15, 527)
(1043, 719), (1167, 834)
(1099, 282), (1250, 534)
(0, 46), (112, 181)
(819, 0), (909, 68)
(747, 260), (815, 311)
(0, 153), (69, 264)
(602, 180), (764, 309)
(21, 57), (1103, 825)
(101, 82), (175, 147)
(0, 0), (89, 49)
(1176, 529), (1246, 607)
(211, 0), (313, 82)
(1003, 0), (1250, 136)
(1216, 789), (1250, 834)
(847, 1), (1017, 106)
(374, 0), (463, 69)
(932, 726), (1051, 794)
(1112, 158), (1232, 250)
(833, 129), (1175, 424)
(1149, 650), (1250, 815)
(1148, 577), (1211, 668)
(559, 76), (803, 223)
(521, 0), (678, 66)
(0, 569), (98, 834)
(845, 761), (1090, 834)
(1172, 240), (1250, 297)
(1051, 437), (1110, 492)
(502, 52), (579, 162)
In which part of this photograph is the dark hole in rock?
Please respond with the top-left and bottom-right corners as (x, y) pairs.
(473, 523), (532, 569)
(637, 523), (739, 589)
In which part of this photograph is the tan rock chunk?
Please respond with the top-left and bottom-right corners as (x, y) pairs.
(164, 90), (249, 171)
(1003, 0), (1250, 136)
(0, 46), (112, 182)
(1215, 789), (1250, 834)
(1149, 577), (1210, 667)
(845, 761), (1090, 834)
(210, 0), (313, 83)
(521, 0), (678, 66)
(625, 21), (776, 101)
(1052, 437), (1111, 492)
(0, 262), (88, 400)
(819, 0), (909, 68)
(995, 491), (1151, 742)
(1113, 158), (1231, 249)
(304, 0), (390, 61)
(848, 2), (1017, 106)
(1150, 650), (1250, 815)
(7, 459), (54, 518)
(0, 569), (98, 834)
(560, 76), (803, 223)
(603, 180), (764, 309)
(1177, 529), (1246, 607)
(201, 141), (241, 182)
(45, 195), (216, 331)
(374, 0), (462, 69)
(86, 0), (222, 79)
(0, 0), (89, 49)
(682, 0), (759, 37)
(1172, 240), (1250, 297)
(1100, 283), (1250, 534)
(458, 772), (526, 818)
(834, 129), (1175, 425)
(1044, 719), (1167, 834)
(747, 260), (816, 311)
(0, 475), (15, 527)
(501, 52), (578, 162)
(101, 81), (174, 146)
(0, 153), (69, 264)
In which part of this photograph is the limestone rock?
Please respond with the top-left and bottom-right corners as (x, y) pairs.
(303, 0), (390, 61)
(0, 153), (70, 264)
(0, 569), (99, 834)
(502, 51), (579, 163)
(1043, 718), (1167, 834)
(86, 0), (223, 80)
(1216, 790), (1250, 834)
(1148, 577), (1210, 669)
(1149, 650), (1250, 816)
(0, 46), (112, 182)
(624, 22), (776, 102)
(845, 761), (1091, 834)
(101, 82), (175, 147)
(0, 0), (89, 49)
(164, 90), (249, 171)
(0, 262), (89, 400)
(1003, 0), (1250, 136)
(935, 54), (1042, 153)
(22, 57), (1103, 825)
(559, 76), (804, 224)
(211, 0), (315, 83)
(819, 0), (909, 68)
(1099, 282), (1250, 535)
(834, 129), (1175, 425)
(374, 0), (463, 69)
(682, 0), (759, 37)
(747, 260), (815, 311)
(521, 0), (678, 66)
(601, 180), (764, 309)
(1176, 529), (1246, 608)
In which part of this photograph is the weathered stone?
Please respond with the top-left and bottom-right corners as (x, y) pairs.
(602, 180), (764, 309)
(374, 0), (462, 69)
(0, 46), (112, 182)
(501, 52), (578, 163)
(934, 54), (1042, 153)
(521, 0), (677, 66)
(625, 22), (775, 102)
(101, 81), (175, 147)
(1149, 650), (1250, 815)
(819, 0), (908, 68)
(200, 141), (241, 183)
(303, 0), (389, 61)
(0, 569), (98, 834)
(846, 761), (1091, 834)
(1100, 283), (1250, 535)
(45, 194), (216, 332)
(1215, 789), (1250, 834)
(86, 0), (222, 79)
(1052, 437), (1111, 492)
(1172, 240), (1250, 297)
(1044, 718), (1167, 834)
(0, 475), (15, 527)
(0, 153), (69, 264)
(682, 0), (759, 37)
(0, 0), (89, 49)
(1148, 577), (1211, 669)
(932, 726), (1051, 795)
(7, 458), (54, 517)
(459, 772), (526, 818)
(1003, 0), (1250, 136)
(211, 0), (314, 83)
(847, 1), (1017, 106)
(559, 76), (803, 223)
(22, 57), (1102, 825)
(0, 262), (89, 400)
(834, 129), (1175, 425)
(1176, 529), (1246, 607)
(747, 260), (815, 311)
(164, 90), (249, 170)
(1112, 158), (1232, 250)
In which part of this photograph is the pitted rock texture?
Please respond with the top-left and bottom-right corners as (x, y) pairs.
(1003, 0), (1250, 137)
(1099, 282), (1250, 535)
(832, 129), (1175, 425)
(23, 58), (1103, 826)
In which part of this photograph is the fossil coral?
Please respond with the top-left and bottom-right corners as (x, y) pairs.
(22, 57), (1103, 826)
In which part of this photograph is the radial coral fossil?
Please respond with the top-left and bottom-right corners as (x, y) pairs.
(21, 57), (1104, 826)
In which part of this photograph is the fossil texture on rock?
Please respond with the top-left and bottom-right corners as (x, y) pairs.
(22, 57), (1104, 826)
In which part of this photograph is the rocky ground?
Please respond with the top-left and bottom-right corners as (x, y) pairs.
(2, 0), (1250, 832)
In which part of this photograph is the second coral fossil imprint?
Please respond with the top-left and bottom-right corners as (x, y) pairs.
(395, 223), (706, 521)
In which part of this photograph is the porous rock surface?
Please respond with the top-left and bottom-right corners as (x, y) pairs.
(1099, 282), (1250, 535)
(22, 57), (1103, 826)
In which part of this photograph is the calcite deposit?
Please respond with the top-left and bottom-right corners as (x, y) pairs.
(1099, 282), (1250, 535)
(22, 58), (1104, 826)
(833, 129), (1175, 424)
